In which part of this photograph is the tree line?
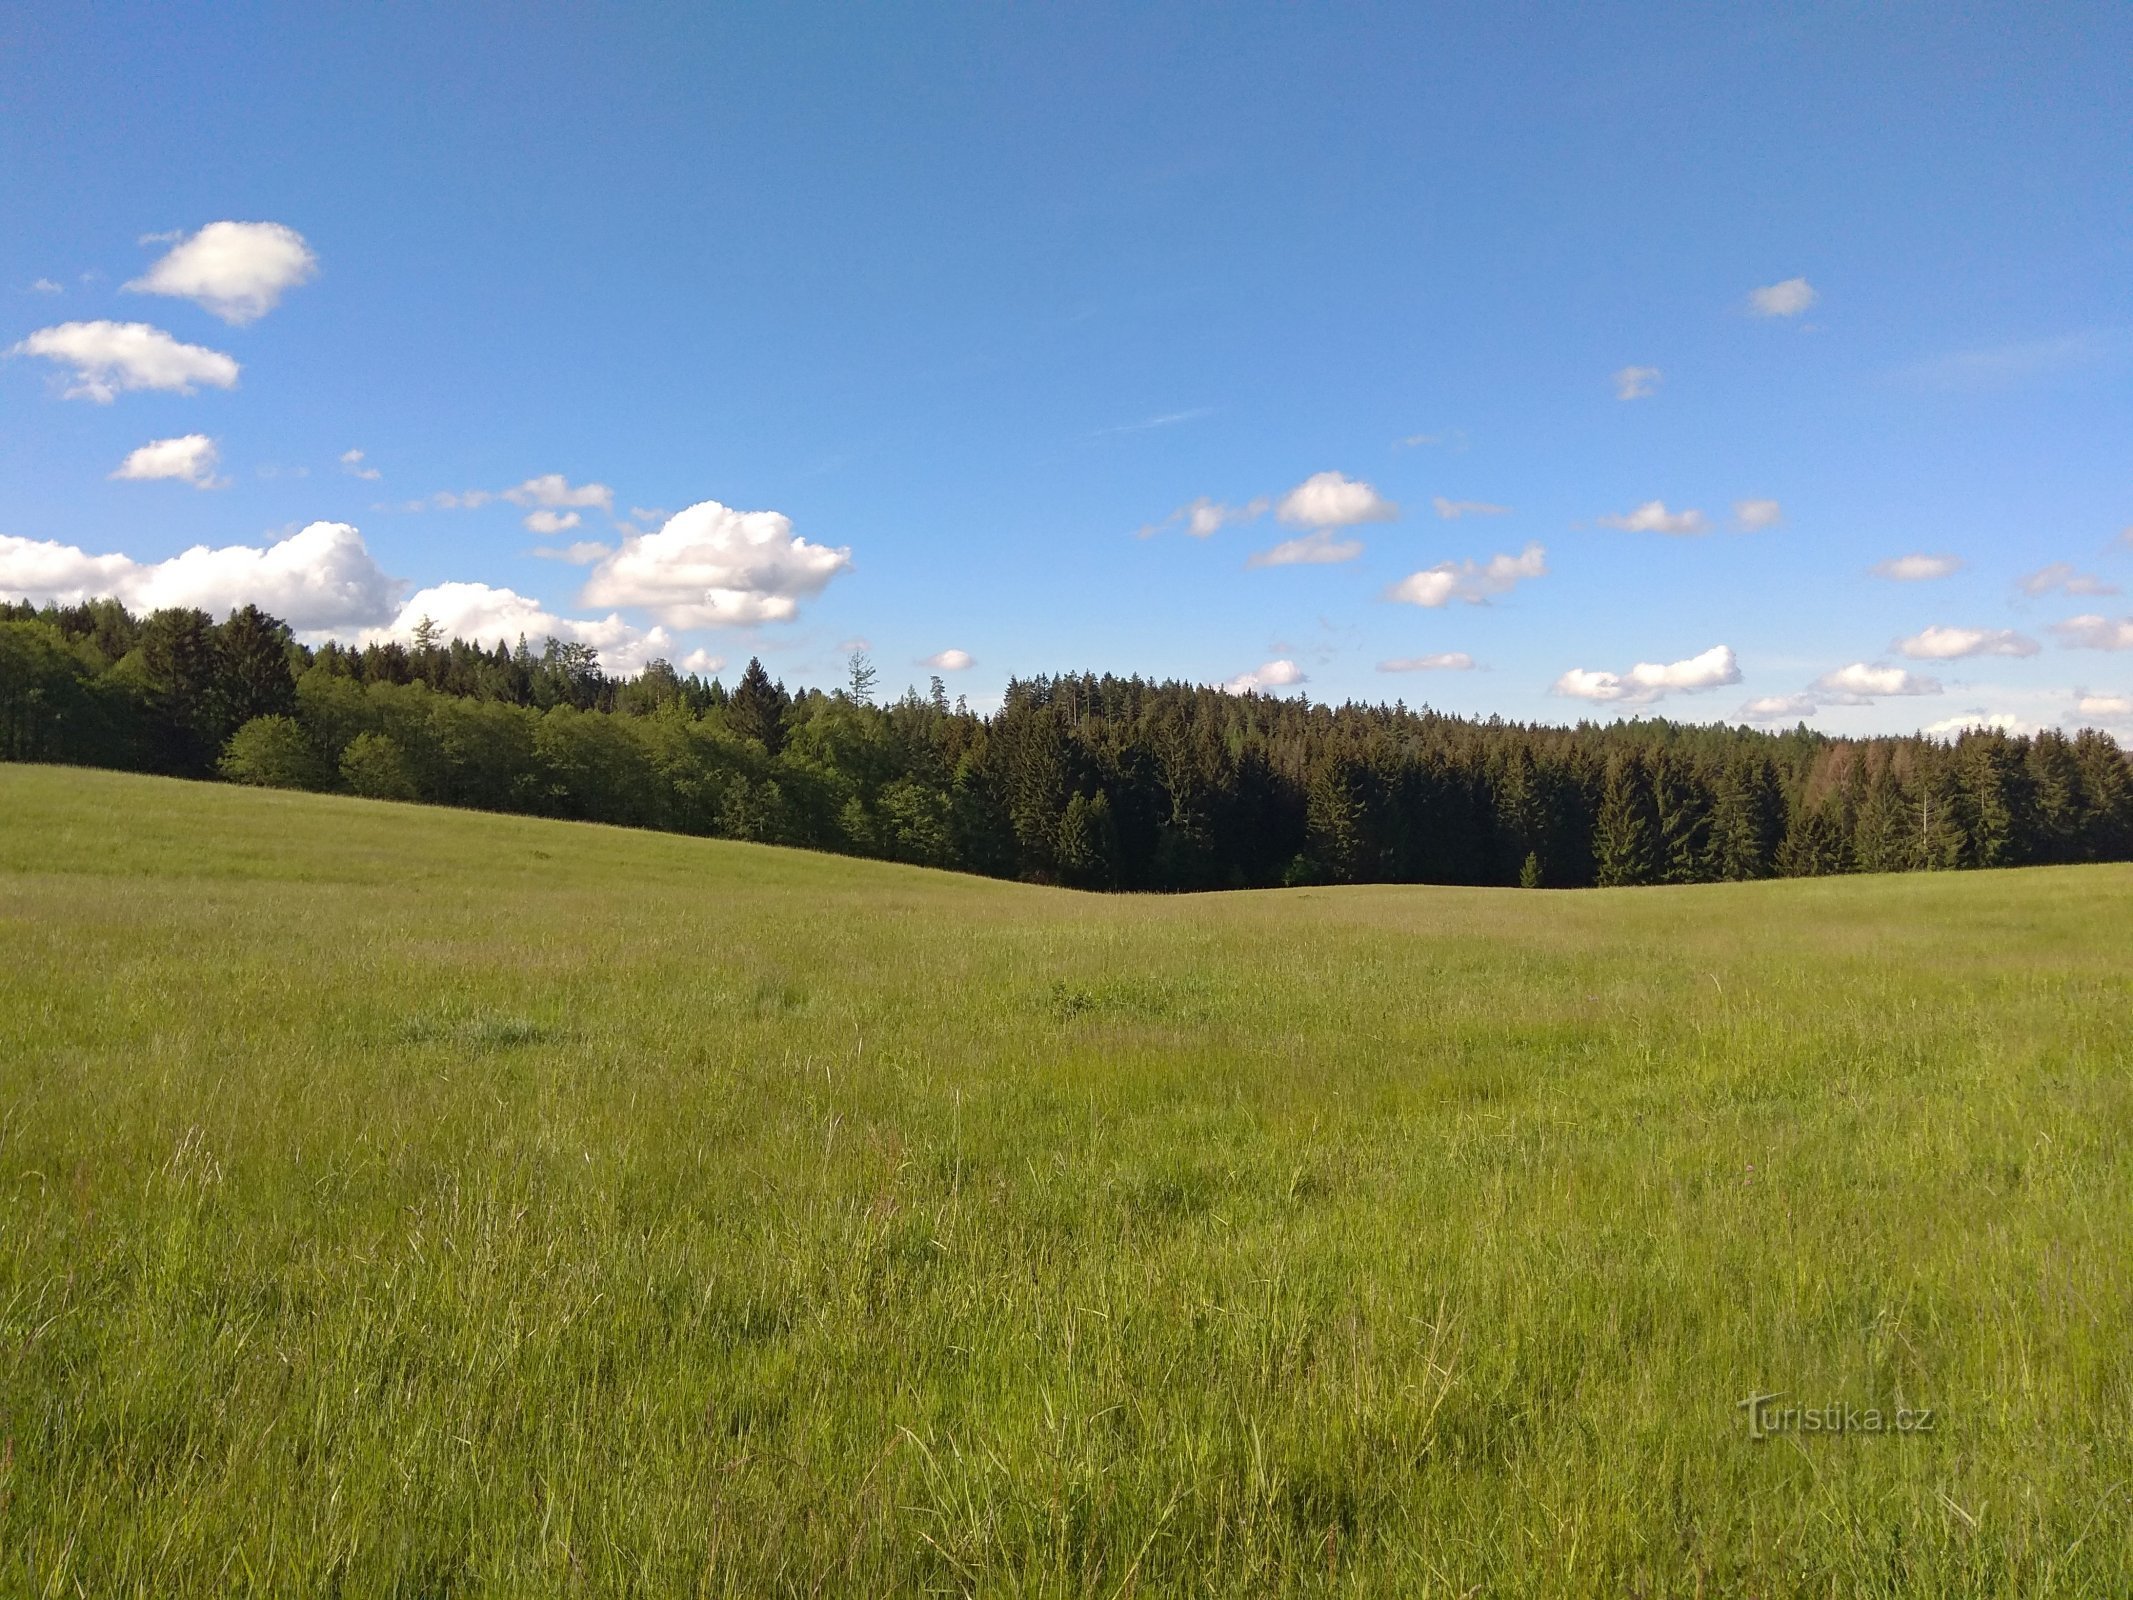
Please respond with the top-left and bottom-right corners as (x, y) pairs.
(6, 597), (2130, 889)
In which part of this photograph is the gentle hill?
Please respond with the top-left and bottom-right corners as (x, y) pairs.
(3, 766), (2131, 1596)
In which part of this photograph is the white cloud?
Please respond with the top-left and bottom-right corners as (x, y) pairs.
(28, 278), (62, 294)
(1387, 543), (1547, 607)
(579, 498), (852, 627)
(1140, 495), (1268, 539)
(681, 648), (726, 676)
(1814, 662), (1944, 700)
(125, 221), (317, 324)
(530, 541), (611, 564)
(1872, 552), (1963, 581)
(110, 433), (226, 490)
(1614, 365), (1662, 400)
(1247, 529), (1366, 567)
(1552, 644), (1741, 705)
(1220, 659), (1305, 695)
(370, 581), (670, 674)
(504, 474), (613, 513)
(0, 521), (401, 631)
(2077, 693), (2133, 718)
(10, 319), (239, 402)
(1378, 652), (1475, 672)
(1748, 276), (1817, 317)
(2053, 614), (2133, 651)
(1734, 498), (1783, 531)
(1920, 711), (2028, 739)
(340, 449), (381, 481)
(922, 648), (974, 671)
(2019, 561), (2117, 598)
(1431, 496), (1510, 520)
(1598, 500), (1709, 536)
(1897, 625), (2040, 660)
(1740, 693), (1820, 722)
(1275, 471), (1397, 529)
(524, 508), (582, 536)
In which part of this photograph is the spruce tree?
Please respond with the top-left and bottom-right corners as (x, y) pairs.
(1593, 753), (1658, 886)
(728, 657), (790, 754)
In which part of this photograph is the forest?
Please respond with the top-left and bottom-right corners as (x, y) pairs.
(5, 597), (2130, 890)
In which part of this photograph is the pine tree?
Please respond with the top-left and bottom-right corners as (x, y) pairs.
(1519, 850), (1543, 889)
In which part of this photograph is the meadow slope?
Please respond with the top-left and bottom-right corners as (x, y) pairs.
(2, 765), (2129, 1596)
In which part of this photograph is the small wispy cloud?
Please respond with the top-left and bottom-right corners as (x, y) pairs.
(1614, 365), (1662, 401)
(1895, 625), (2039, 660)
(28, 278), (62, 295)
(1872, 552), (1962, 581)
(2053, 614), (2133, 651)
(1247, 530), (1365, 568)
(1378, 652), (1475, 672)
(1598, 500), (1709, 536)
(530, 541), (612, 565)
(1387, 544), (1546, 607)
(1734, 498), (1783, 531)
(1748, 277), (1817, 318)
(2018, 561), (2118, 598)
(1092, 407), (1212, 437)
(339, 448), (381, 481)
(1431, 496), (1510, 520)
(1903, 329), (2127, 391)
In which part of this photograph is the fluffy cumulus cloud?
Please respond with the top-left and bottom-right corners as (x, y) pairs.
(579, 498), (851, 627)
(1552, 644), (1741, 705)
(1614, 365), (1662, 400)
(1431, 496), (1510, 520)
(2053, 615), (2133, 651)
(1814, 662), (1944, 700)
(110, 433), (226, 490)
(524, 509), (582, 536)
(1387, 543), (1546, 607)
(1247, 530), (1365, 568)
(1920, 711), (2028, 739)
(681, 648), (726, 676)
(0, 521), (400, 631)
(1748, 276), (1817, 317)
(1598, 500), (1709, 536)
(1741, 693), (1820, 722)
(1873, 552), (1963, 581)
(125, 221), (317, 324)
(370, 582), (671, 674)
(1220, 659), (1305, 695)
(922, 648), (974, 671)
(1734, 498), (1783, 531)
(1378, 652), (1475, 672)
(2019, 561), (2118, 598)
(1897, 625), (2040, 660)
(10, 320), (239, 402)
(340, 449), (381, 480)
(2078, 692), (2133, 718)
(1275, 471), (1397, 529)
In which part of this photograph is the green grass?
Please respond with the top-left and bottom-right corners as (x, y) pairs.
(2, 765), (2130, 1596)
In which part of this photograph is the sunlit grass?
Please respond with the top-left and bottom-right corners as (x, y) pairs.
(2, 765), (2129, 1595)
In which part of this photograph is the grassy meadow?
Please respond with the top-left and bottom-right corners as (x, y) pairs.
(2, 764), (2130, 1596)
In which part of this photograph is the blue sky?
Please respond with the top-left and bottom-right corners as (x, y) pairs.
(4, 3), (2129, 733)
